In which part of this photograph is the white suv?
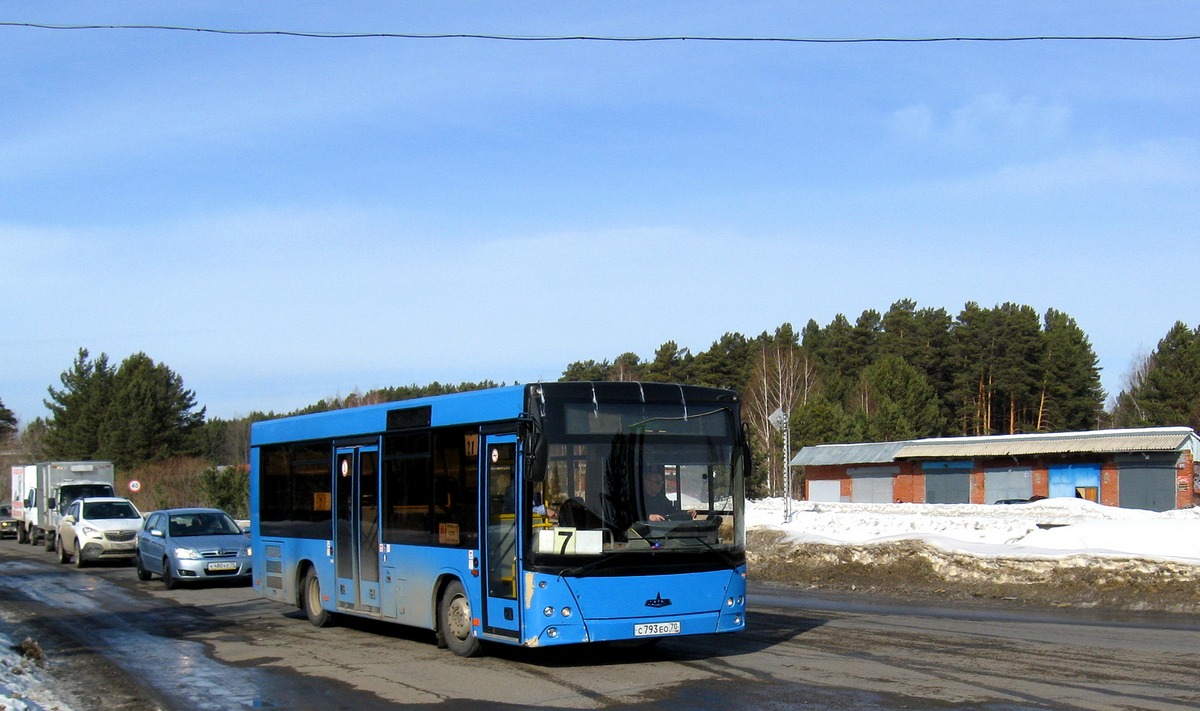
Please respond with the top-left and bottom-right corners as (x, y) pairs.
(56, 497), (143, 567)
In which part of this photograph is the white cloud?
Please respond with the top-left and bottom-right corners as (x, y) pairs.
(889, 93), (1070, 150)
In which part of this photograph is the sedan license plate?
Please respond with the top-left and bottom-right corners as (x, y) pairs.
(207, 562), (238, 572)
(634, 621), (680, 637)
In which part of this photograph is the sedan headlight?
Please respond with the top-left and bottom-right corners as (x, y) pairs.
(244, 546), (253, 557)
(173, 547), (201, 560)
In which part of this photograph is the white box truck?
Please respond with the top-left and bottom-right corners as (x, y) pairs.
(16, 461), (116, 548)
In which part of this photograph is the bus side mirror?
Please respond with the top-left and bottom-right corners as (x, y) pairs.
(46, 497), (56, 510)
(524, 433), (548, 483)
(521, 416), (548, 483)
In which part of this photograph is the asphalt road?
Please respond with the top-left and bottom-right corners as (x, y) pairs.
(2, 537), (1198, 710)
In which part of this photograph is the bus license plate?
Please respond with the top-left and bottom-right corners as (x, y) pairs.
(634, 621), (680, 637)
(207, 562), (237, 572)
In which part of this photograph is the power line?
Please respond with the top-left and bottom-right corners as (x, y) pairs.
(2, 22), (1199, 44)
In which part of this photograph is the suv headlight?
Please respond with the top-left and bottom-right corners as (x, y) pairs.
(81, 526), (102, 538)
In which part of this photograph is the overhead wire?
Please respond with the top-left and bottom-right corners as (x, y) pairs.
(1, 22), (1199, 44)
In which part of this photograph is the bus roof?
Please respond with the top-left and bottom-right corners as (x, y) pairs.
(249, 381), (741, 446)
(250, 384), (527, 445)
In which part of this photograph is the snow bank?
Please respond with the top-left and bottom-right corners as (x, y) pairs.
(748, 497), (1200, 564)
(0, 631), (73, 711)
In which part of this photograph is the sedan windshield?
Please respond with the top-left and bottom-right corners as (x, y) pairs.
(169, 513), (242, 537)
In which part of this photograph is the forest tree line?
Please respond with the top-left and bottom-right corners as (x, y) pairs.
(2, 299), (1198, 499)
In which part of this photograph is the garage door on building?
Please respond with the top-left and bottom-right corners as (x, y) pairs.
(923, 461), (971, 504)
(985, 466), (1033, 504)
(1117, 454), (1179, 512)
(849, 466), (898, 504)
(807, 479), (843, 503)
(1048, 463), (1101, 502)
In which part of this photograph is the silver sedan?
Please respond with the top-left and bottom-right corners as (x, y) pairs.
(136, 508), (251, 589)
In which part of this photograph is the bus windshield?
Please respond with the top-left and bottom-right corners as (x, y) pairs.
(526, 394), (745, 573)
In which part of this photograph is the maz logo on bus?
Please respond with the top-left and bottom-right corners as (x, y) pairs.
(645, 593), (673, 609)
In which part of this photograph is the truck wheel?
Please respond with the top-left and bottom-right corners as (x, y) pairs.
(302, 568), (333, 627)
(44, 530), (56, 552)
(56, 536), (69, 564)
(438, 579), (483, 657)
(17, 525), (27, 545)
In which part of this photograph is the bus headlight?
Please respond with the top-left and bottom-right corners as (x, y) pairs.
(546, 627), (559, 638)
(561, 607), (572, 618)
(544, 606), (555, 617)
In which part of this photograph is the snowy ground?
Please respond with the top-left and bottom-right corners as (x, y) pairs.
(747, 497), (1200, 564)
(4, 497), (1199, 709)
(0, 631), (68, 711)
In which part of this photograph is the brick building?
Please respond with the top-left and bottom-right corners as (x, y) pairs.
(792, 426), (1200, 511)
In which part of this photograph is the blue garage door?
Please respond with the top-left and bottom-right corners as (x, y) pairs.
(1048, 463), (1101, 501)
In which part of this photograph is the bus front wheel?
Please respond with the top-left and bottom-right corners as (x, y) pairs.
(302, 568), (333, 628)
(438, 580), (482, 657)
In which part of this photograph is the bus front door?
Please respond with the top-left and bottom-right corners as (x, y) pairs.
(482, 433), (520, 639)
(334, 445), (381, 614)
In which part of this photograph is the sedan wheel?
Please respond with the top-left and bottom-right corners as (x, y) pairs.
(135, 552), (152, 581)
(163, 559), (178, 590)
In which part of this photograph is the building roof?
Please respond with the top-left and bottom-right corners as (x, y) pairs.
(790, 427), (1199, 467)
(790, 440), (910, 467)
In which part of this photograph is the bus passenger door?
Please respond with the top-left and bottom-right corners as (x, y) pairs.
(482, 433), (520, 638)
(334, 445), (381, 614)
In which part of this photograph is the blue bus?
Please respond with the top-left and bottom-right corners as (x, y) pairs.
(250, 381), (748, 656)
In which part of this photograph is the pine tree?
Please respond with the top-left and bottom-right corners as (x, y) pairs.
(98, 352), (206, 468)
(1038, 309), (1104, 431)
(992, 303), (1044, 434)
(0, 397), (16, 438)
(561, 359), (613, 381)
(643, 341), (691, 383)
(690, 332), (754, 390)
(44, 348), (116, 459)
(855, 354), (945, 440)
(1115, 322), (1200, 429)
(949, 302), (997, 434)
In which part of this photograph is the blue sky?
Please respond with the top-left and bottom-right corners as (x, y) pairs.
(2, 2), (1198, 426)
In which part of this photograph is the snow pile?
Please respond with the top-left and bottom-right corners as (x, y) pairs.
(748, 497), (1200, 564)
(0, 632), (72, 711)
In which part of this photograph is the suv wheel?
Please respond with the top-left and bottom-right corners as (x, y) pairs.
(73, 539), (87, 568)
(56, 536), (69, 565)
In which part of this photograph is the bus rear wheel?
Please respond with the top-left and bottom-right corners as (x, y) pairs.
(438, 580), (482, 658)
(302, 568), (333, 627)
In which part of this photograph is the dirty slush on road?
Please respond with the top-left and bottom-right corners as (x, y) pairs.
(8, 532), (1200, 711)
(748, 529), (1200, 615)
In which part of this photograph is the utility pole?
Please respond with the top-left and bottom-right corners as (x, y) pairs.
(768, 407), (791, 523)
